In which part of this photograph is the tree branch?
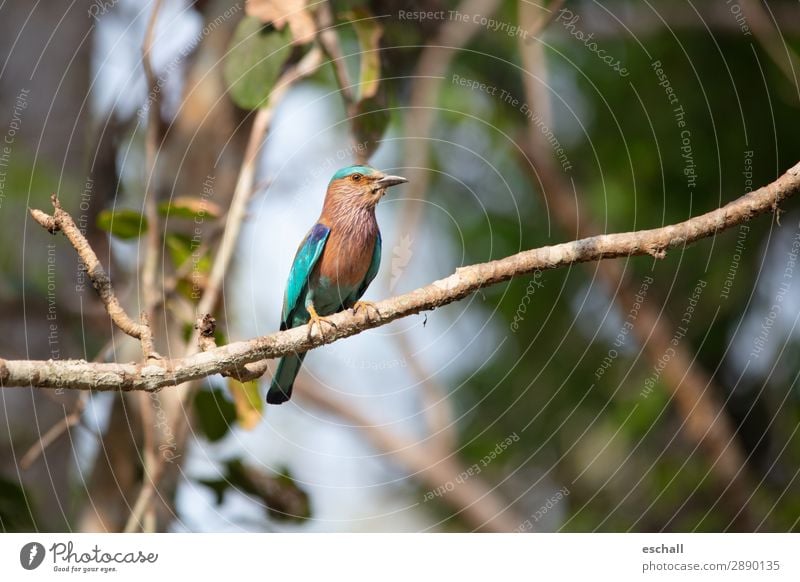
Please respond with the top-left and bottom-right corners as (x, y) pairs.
(29, 194), (156, 357)
(6, 160), (799, 392)
(141, 0), (165, 344)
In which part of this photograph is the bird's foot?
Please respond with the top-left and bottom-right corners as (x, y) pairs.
(352, 300), (380, 321)
(307, 304), (337, 341)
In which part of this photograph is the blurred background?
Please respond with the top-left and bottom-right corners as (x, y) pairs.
(1, 0), (800, 532)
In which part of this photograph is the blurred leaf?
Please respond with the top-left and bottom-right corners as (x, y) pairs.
(351, 95), (390, 160)
(228, 378), (263, 430)
(96, 209), (147, 239)
(346, 8), (383, 100)
(165, 233), (210, 272)
(166, 233), (211, 301)
(0, 477), (35, 532)
(159, 197), (222, 220)
(339, 8), (387, 160)
(165, 233), (193, 268)
(224, 16), (293, 110)
(226, 460), (311, 521)
(246, 0), (316, 45)
(196, 478), (228, 505)
(194, 386), (237, 442)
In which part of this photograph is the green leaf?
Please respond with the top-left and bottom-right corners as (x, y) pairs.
(228, 378), (263, 430)
(165, 233), (212, 301)
(194, 386), (237, 442)
(96, 209), (147, 239)
(165, 233), (193, 268)
(0, 477), (36, 532)
(224, 16), (293, 110)
(158, 197), (221, 220)
(225, 460), (311, 521)
(340, 9), (388, 160)
(351, 95), (390, 160)
(347, 8), (383, 100)
(164, 233), (211, 272)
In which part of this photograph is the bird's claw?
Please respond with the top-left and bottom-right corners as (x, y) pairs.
(352, 300), (380, 321)
(307, 304), (337, 341)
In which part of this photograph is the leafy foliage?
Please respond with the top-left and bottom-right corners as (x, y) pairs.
(224, 16), (293, 110)
(96, 209), (147, 239)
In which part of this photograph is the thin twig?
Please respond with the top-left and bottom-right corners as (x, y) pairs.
(294, 378), (522, 532)
(316, 2), (355, 106)
(140, 0), (164, 355)
(9, 159), (800, 392)
(19, 393), (87, 470)
(741, 0), (800, 93)
(138, 0), (165, 527)
(192, 46), (324, 349)
(30, 195), (156, 357)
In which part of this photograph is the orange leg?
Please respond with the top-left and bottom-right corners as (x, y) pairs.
(352, 300), (380, 321)
(307, 303), (337, 341)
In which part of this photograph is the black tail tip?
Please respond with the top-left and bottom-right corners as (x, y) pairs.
(266, 389), (290, 405)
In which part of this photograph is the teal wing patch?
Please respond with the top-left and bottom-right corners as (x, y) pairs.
(281, 223), (330, 329)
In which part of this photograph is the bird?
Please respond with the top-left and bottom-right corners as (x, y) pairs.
(267, 165), (408, 405)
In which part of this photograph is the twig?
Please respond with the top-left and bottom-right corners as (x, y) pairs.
(19, 393), (87, 470)
(136, 0), (165, 532)
(294, 378), (522, 532)
(316, 2), (355, 106)
(192, 46), (323, 349)
(196, 314), (217, 352)
(29, 195), (156, 357)
(8, 159), (800, 392)
(741, 0), (800, 92)
(394, 330), (458, 452)
(140, 0), (164, 353)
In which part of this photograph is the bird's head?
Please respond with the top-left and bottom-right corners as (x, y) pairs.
(326, 165), (407, 209)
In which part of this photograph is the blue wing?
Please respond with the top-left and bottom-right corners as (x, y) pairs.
(281, 223), (330, 329)
(344, 231), (382, 308)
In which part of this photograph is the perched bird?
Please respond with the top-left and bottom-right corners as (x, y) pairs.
(267, 165), (408, 404)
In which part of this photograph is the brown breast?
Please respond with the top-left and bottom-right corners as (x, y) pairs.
(315, 225), (376, 289)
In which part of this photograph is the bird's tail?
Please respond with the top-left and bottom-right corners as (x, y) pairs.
(266, 352), (306, 405)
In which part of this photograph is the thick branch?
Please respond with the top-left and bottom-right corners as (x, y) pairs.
(7, 160), (799, 392)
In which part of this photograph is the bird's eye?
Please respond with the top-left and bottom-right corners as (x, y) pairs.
(351, 173), (363, 182)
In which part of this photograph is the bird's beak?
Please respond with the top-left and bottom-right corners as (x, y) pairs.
(374, 174), (408, 189)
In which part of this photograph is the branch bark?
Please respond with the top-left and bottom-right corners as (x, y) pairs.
(29, 195), (156, 357)
(4, 160), (798, 392)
